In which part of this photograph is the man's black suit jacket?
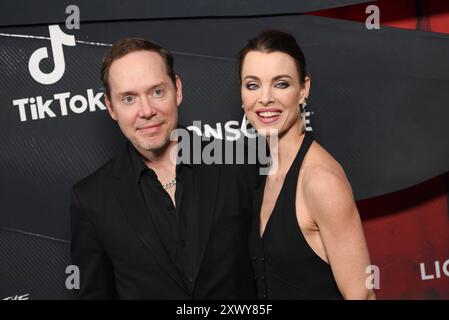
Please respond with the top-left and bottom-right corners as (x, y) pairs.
(70, 140), (259, 299)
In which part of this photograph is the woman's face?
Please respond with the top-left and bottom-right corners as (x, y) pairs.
(241, 51), (309, 137)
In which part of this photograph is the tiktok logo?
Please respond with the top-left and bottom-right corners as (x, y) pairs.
(28, 25), (76, 85)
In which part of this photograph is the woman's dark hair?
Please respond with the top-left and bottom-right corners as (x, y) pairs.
(238, 30), (307, 83)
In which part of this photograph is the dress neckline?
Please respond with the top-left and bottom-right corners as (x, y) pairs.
(258, 133), (310, 239)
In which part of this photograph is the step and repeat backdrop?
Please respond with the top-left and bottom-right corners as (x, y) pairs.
(0, 0), (448, 299)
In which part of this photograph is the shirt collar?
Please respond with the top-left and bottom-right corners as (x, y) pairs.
(128, 142), (151, 183)
(128, 140), (192, 183)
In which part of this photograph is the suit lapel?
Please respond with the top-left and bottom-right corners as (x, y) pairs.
(188, 163), (219, 284)
(111, 145), (186, 290)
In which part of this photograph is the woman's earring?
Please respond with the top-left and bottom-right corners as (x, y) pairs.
(300, 99), (308, 133)
(241, 111), (257, 138)
(242, 114), (254, 130)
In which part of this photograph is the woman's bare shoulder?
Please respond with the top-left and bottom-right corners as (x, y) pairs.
(300, 140), (355, 217)
(302, 140), (347, 182)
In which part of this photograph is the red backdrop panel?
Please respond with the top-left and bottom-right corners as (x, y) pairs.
(359, 176), (449, 299)
(310, 0), (449, 299)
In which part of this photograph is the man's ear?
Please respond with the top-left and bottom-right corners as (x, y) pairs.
(175, 75), (183, 107)
(105, 94), (117, 120)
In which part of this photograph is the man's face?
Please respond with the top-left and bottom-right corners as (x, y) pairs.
(105, 50), (182, 154)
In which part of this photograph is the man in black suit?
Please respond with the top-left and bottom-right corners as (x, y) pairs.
(70, 38), (258, 299)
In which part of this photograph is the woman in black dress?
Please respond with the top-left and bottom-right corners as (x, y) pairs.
(239, 30), (375, 300)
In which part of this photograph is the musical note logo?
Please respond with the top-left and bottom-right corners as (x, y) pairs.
(28, 25), (75, 85)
